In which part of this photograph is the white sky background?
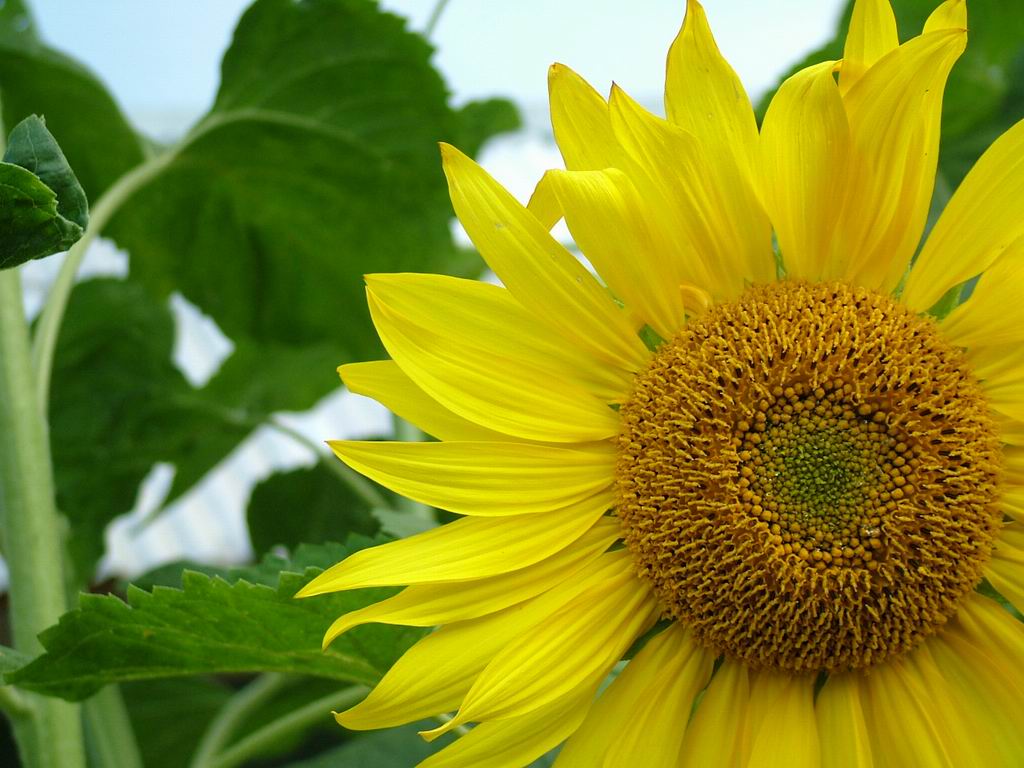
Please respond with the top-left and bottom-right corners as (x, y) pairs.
(30, 0), (846, 137)
(18, 0), (846, 574)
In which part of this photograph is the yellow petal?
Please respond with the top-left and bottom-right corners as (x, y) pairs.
(938, 237), (1024, 348)
(336, 552), (633, 730)
(297, 492), (614, 597)
(955, 592), (1024, 665)
(610, 85), (773, 294)
(986, 523), (1024, 613)
(901, 644), (1001, 766)
(834, 28), (966, 292)
(923, 0), (967, 33)
(902, 116), (1024, 312)
(371, 270), (628, 398)
(557, 623), (714, 768)
(535, 167), (692, 339)
(440, 144), (647, 372)
(526, 170), (562, 231)
(861, 654), (961, 766)
(1003, 485), (1024, 524)
(815, 673), (874, 768)
(368, 293), (619, 443)
(839, 0), (898, 95)
(967, 344), (1024, 423)
(327, 440), (614, 518)
(929, 624), (1024, 764)
(320, 517), (619, 644)
(999, 416), (1024, 446)
(419, 677), (600, 768)
(1006, 446), (1024, 485)
(340, 361), (509, 442)
(747, 673), (819, 768)
(759, 60), (849, 281)
(422, 554), (658, 738)
(665, 0), (758, 181)
(679, 660), (750, 768)
(547, 63), (626, 172)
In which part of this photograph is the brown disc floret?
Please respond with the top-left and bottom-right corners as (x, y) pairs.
(616, 281), (1001, 672)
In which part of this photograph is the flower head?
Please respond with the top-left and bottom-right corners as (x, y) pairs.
(298, 0), (1024, 764)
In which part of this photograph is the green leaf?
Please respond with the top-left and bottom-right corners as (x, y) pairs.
(247, 464), (380, 555)
(48, 278), (193, 581)
(454, 97), (522, 159)
(7, 539), (422, 701)
(0, 115), (87, 268)
(4, 114), (87, 228)
(111, 0), (478, 363)
(0, 0), (145, 201)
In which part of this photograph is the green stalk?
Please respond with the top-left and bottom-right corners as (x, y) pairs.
(189, 674), (294, 768)
(266, 418), (390, 509)
(82, 685), (143, 768)
(204, 685), (367, 768)
(31, 149), (175, 406)
(0, 268), (85, 768)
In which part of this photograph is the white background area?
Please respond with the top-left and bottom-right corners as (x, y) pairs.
(18, 0), (845, 578)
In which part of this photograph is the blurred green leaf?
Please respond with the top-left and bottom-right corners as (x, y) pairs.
(160, 339), (343, 504)
(248, 464), (380, 555)
(0, 0), (145, 201)
(111, 0), (497, 363)
(282, 722), (453, 767)
(454, 97), (522, 159)
(0, 115), (87, 268)
(7, 538), (423, 701)
(49, 278), (192, 581)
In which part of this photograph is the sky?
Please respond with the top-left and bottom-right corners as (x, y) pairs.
(29, 0), (846, 137)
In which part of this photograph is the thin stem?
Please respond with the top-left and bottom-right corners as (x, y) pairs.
(425, 0), (452, 37)
(0, 684), (31, 717)
(434, 711), (470, 737)
(0, 268), (85, 768)
(31, 149), (176, 407)
(206, 685), (368, 768)
(265, 417), (390, 509)
(189, 674), (293, 768)
(82, 686), (143, 768)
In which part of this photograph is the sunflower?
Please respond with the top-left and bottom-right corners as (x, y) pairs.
(297, 0), (1024, 764)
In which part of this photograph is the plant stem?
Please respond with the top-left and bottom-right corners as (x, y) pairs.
(266, 417), (390, 510)
(0, 683), (30, 717)
(0, 268), (85, 768)
(206, 685), (368, 768)
(189, 674), (293, 768)
(425, 0), (452, 37)
(31, 149), (176, 407)
(82, 686), (143, 768)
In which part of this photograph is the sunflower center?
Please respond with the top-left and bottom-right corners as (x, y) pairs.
(616, 281), (1001, 672)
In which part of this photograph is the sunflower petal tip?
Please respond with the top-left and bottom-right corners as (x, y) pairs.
(418, 718), (459, 743)
(438, 142), (464, 164)
(293, 580), (319, 599)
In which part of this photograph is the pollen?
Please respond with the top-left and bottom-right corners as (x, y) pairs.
(616, 281), (1001, 672)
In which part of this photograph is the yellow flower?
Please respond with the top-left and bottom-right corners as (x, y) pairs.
(298, 0), (1024, 764)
